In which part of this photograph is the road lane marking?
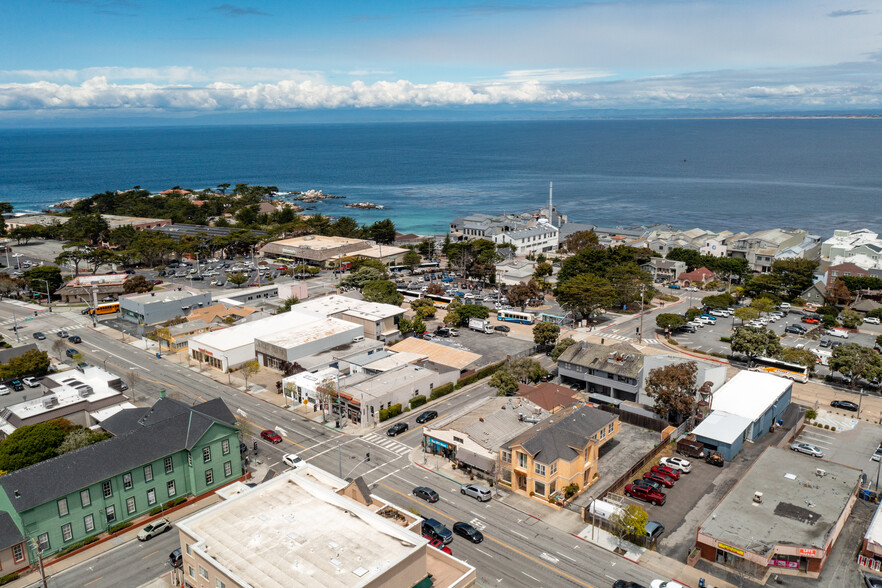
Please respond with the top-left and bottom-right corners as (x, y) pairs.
(142, 549), (159, 559)
(556, 551), (576, 562)
(522, 572), (540, 582)
(510, 530), (528, 539)
(84, 577), (104, 586)
(475, 547), (493, 558)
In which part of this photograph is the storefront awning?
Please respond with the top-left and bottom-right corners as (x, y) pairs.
(456, 448), (496, 473)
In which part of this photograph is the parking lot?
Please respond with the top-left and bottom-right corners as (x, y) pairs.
(420, 317), (537, 365)
(792, 413), (882, 475)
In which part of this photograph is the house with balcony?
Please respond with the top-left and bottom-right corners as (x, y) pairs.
(640, 257), (687, 283)
(0, 397), (242, 565)
(558, 341), (643, 402)
(499, 405), (618, 505)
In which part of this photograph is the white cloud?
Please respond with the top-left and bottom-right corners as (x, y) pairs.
(500, 68), (609, 82)
(0, 77), (578, 112)
(0, 66), (323, 85)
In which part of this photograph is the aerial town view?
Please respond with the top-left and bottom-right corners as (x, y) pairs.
(2, 2), (882, 588)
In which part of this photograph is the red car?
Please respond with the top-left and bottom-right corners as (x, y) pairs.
(624, 483), (666, 505)
(802, 317), (820, 324)
(260, 429), (283, 444)
(426, 536), (453, 555)
(651, 465), (681, 481)
(275, 266), (288, 271)
(643, 472), (674, 488)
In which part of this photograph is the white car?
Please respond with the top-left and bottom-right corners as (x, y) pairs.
(22, 377), (40, 388)
(659, 456), (692, 473)
(779, 302), (791, 310)
(695, 316), (713, 325)
(0, 385), (8, 396)
(282, 453), (306, 469)
(790, 443), (824, 458)
(137, 518), (171, 541)
(651, 581), (686, 588)
(865, 317), (881, 325)
(687, 320), (704, 328)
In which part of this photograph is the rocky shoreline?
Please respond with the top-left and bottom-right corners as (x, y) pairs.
(345, 202), (385, 210)
(290, 189), (345, 203)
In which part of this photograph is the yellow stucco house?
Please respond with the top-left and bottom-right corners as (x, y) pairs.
(499, 405), (619, 504)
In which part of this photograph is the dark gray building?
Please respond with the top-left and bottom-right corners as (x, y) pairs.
(119, 287), (212, 326)
(557, 341), (643, 402)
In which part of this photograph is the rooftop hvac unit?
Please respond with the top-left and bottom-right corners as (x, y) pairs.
(816, 468), (826, 477)
(753, 491), (763, 504)
(42, 396), (58, 409)
(77, 386), (93, 397)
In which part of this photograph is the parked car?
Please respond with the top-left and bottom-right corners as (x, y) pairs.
(624, 482), (665, 505)
(137, 518), (171, 541)
(494, 325), (510, 332)
(415, 410), (438, 424)
(635, 478), (664, 492)
(779, 302), (791, 310)
(651, 465), (681, 481)
(169, 548), (183, 568)
(784, 325), (807, 335)
(386, 422), (408, 436)
(865, 573), (882, 588)
(413, 486), (440, 503)
(831, 400), (859, 412)
(10, 380), (23, 392)
(0, 385), (8, 396)
(866, 317), (881, 325)
(282, 453), (305, 469)
(427, 537), (453, 555)
(650, 581), (686, 588)
(69, 335), (82, 344)
(659, 456), (691, 473)
(676, 324), (696, 333)
(791, 442), (824, 458)
(820, 338), (832, 348)
(461, 484), (492, 502)
(65, 348), (77, 358)
(705, 451), (725, 467)
(22, 377), (40, 388)
(668, 284), (681, 289)
(801, 317), (820, 324)
(643, 472), (674, 488)
(453, 522), (484, 543)
(421, 518), (453, 544)
(260, 429), (283, 444)
(33, 332), (46, 340)
(872, 445), (882, 463)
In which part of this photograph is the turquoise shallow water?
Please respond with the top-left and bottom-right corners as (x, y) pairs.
(1, 119), (881, 235)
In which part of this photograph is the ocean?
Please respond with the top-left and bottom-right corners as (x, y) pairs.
(1, 119), (881, 236)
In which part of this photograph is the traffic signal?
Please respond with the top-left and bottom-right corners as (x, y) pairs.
(366, 452), (370, 462)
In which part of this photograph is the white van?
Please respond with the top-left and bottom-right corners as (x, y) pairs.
(829, 329), (849, 339)
(588, 499), (624, 523)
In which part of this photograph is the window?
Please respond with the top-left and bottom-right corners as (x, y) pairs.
(549, 481), (556, 496)
(147, 489), (156, 506)
(550, 463), (557, 476)
(216, 580), (226, 588)
(188, 566), (195, 578)
(84, 514), (94, 533)
(61, 523), (73, 542)
(599, 428), (606, 440)
(12, 544), (24, 562)
(501, 450), (511, 464)
(126, 496), (136, 515)
(534, 481), (546, 496)
(517, 452), (528, 469)
(608, 423), (614, 434)
(186, 544), (192, 555)
(37, 533), (50, 551)
(123, 472), (133, 491)
(501, 468), (512, 484)
(224, 461), (232, 477)
(221, 439), (230, 455)
(105, 505), (116, 523)
(164, 456), (173, 474)
(205, 469), (214, 485)
(453, 436), (464, 444)
(534, 463), (546, 477)
(102, 481), (112, 498)
(144, 464), (153, 483)
(203, 447), (211, 463)
(167, 480), (176, 497)
(199, 566), (208, 580)
(57, 498), (69, 517)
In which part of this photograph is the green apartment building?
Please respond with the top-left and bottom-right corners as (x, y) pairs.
(0, 397), (242, 570)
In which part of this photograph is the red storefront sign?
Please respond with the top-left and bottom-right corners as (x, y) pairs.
(770, 559), (798, 569)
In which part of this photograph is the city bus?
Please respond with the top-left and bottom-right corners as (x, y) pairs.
(90, 302), (120, 316)
(749, 356), (809, 384)
(397, 289), (424, 301)
(497, 310), (534, 325)
(425, 293), (455, 308)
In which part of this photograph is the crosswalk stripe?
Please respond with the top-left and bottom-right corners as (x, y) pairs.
(362, 433), (411, 455)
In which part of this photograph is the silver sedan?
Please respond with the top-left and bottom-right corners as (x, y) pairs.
(790, 443), (824, 458)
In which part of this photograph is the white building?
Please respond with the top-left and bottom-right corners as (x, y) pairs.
(282, 367), (340, 407)
(493, 223), (559, 256)
(295, 294), (405, 341)
(255, 317), (363, 370)
(821, 229), (882, 262)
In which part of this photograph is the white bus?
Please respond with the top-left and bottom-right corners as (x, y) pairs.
(750, 357), (809, 384)
(497, 310), (534, 325)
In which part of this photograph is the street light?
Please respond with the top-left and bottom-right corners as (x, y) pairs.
(343, 453), (371, 481)
(31, 278), (52, 312)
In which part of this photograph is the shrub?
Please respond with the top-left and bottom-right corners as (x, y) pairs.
(823, 424), (830, 430)
(429, 383), (455, 401)
(456, 361), (504, 389)
(107, 521), (134, 535)
(409, 395), (427, 409)
(403, 405), (411, 412)
(56, 535), (100, 556)
(564, 483), (579, 498)
(805, 408), (818, 420)
(379, 404), (403, 422)
(719, 337), (731, 343)
(0, 573), (19, 586)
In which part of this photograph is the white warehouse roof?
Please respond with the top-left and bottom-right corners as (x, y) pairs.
(691, 411), (752, 445)
(709, 371), (791, 423)
(296, 294), (404, 321)
(189, 309), (323, 351)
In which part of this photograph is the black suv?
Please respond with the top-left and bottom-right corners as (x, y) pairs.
(421, 518), (453, 544)
(169, 548), (182, 568)
(10, 380), (23, 392)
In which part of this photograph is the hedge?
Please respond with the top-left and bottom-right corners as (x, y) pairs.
(379, 403), (403, 422)
(409, 395), (427, 409)
(148, 497), (187, 516)
(107, 521), (134, 535)
(455, 361), (505, 390)
(429, 383), (455, 401)
(0, 573), (19, 586)
(56, 535), (100, 557)
(719, 336), (731, 343)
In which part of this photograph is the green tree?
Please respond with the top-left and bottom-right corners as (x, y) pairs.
(62, 212), (110, 244)
(533, 322), (560, 347)
(123, 275), (153, 294)
(489, 369), (519, 396)
(606, 263), (652, 310)
(551, 337), (576, 361)
(227, 271), (249, 288)
(742, 273), (782, 299)
(533, 262), (553, 279)
(402, 250), (421, 271)
(339, 267), (385, 289)
(702, 293), (736, 310)
(561, 230), (599, 253)
(829, 343), (882, 386)
(555, 273), (616, 320)
(368, 219), (396, 244)
(398, 316), (414, 336)
(417, 239), (436, 257)
(644, 361), (698, 423)
(778, 347), (819, 374)
(734, 306), (760, 324)
(838, 308), (862, 329)
(0, 422), (66, 472)
(0, 349), (51, 379)
(656, 313), (686, 332)
(751, 297), (777, 315)
(0, 202), (12, 235)
(410, 298), (437, 319)
(241, 360), (260, 387)
(411, 316), (426, 335)
(24, 265), (64, 294)
(8, 224), (47, 245)
(771, 258), (819, 301)
(274, 297), (300, 315)
(508, 358), (547, 383)
(362, 280), (404, 306)
(507, 281), (539, 311)
(730, 326), (782, 366)
(450, 303), (489, 326)
(55, 246), (89, 276)
(610, 504), (648, 549)
(57, 428), (111, 455)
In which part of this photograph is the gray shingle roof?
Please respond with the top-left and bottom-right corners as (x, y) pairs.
(0, 398), (236, 513)
(0, 512), (23, 550)
(0, 344), (38, 365)
(503, 405), (616, 464)
(558, 341), (644, 379)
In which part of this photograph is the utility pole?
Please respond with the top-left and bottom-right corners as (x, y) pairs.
(30, 538), (48, 588)
(11, 305), (19, 343)
(637, 284), (645, 344)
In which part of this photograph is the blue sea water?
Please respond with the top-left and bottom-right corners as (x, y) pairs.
(1, 119), (881, 236)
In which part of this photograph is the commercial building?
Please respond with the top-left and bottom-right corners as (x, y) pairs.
(296, 294), (405, 341)
(689, 371), (792, 461)
(6, 214), (171, 231)
(492, 223), (559, 256)
(119, 287), (211, 326)
(423, 397), (548, 479)
(821, 228), (882, 262)
(517, 382), (579, 413)
(149, 223), (266, 241)
(500, 405), (618, 504)
(186, 302), (260, 325)
(861, 500), (882, 570)
(558, 341), (644, 402)
(55, 274), (130, 303)
(261, 235), (372, 266)
(175, 466), (475, 588)
(216, 284), (279, 305)
(158, 319), (213, 351)
(254, 317), (363, 370)
(0, 397), (241, 565)
(389, 337), (482, 373)
(696, 447), (861, 578)
(277, 281), (308, 302)
(351, 243), (411, 265)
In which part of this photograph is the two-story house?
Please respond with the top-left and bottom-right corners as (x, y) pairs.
(499, 405), (619, 504)
(557, 341), (644, 402)
(0, 397), (242, 565)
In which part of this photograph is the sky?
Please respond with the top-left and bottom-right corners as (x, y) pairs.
(2, 0), (882, 123)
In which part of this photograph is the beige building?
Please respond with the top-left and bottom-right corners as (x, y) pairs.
(261, 235), (372, 266)
(500, 405), (619, 505)
(175, 466), (475, 588)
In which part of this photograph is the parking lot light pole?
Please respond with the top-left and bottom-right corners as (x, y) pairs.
(32, 278), (51, 312)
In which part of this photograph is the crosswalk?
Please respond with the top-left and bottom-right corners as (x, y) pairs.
(362, 432), (413, 457)
(0, 318), (85, 336)
(599, 332), (659, 345)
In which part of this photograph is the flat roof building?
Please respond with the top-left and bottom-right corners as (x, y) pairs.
(261, 235), (371, 264)
(55, 274), (130, 303)
(389, 337), (482, 372)
(255, 317), (363, 370)
(296, 294), (406, 341)
(119, 286), (211, 326)
(696, 447), (861, 578)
